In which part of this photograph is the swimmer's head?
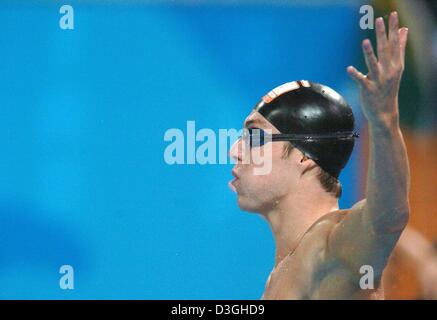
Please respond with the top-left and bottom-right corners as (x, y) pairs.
(229, 81), (357, 213)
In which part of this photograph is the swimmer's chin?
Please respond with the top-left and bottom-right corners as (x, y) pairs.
(236, 197), (262, 213)
(236, 195), (276, 215)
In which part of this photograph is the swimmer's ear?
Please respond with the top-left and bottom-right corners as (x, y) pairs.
(299, 154), (318, 176)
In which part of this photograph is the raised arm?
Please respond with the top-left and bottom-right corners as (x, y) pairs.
(328, 12), (411, 279)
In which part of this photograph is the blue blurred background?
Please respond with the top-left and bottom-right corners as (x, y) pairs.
(0, 0), (366, 299)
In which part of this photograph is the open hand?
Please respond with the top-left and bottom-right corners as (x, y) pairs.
(347, 12), (408, 127)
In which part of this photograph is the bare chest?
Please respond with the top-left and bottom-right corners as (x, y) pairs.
(261, 214), (377, 300)
(261, 236), (383, 300)
(261, 234), (326, 300)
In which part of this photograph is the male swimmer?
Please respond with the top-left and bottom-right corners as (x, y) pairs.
(229, 12), (410, 299)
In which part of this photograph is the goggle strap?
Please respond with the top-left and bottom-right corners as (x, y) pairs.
(270, 131), (359, 142)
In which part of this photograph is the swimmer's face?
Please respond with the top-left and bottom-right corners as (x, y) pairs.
(229, 111), (306, 213)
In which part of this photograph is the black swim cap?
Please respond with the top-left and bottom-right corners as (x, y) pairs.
(254, 81), (358, 178)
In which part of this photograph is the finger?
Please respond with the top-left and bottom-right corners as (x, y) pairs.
(376, 17), (389, 65)
(389, 11), (400, 63)
(399, 27), (409, 67)
(347, 66), (367, 86)
(362, 39), (379, 76)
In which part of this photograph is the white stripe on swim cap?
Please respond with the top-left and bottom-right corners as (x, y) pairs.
(300, 80), (311, 87)
(262, 81), (306, 103)
(272, 81), (300, 96)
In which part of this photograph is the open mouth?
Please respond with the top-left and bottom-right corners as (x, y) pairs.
(228, 177), (238, 193)
(229, 169), (239, 193)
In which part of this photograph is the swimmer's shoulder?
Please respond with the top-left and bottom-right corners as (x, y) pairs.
(294, 210), (349, 263)
(305, 208), (350, 236)
(294, 200), (368, 262)
(297, 205), (358, 259)
(308, 199), (367, 234)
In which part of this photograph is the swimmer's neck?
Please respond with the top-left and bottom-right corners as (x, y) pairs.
(263, 187), (339, 268)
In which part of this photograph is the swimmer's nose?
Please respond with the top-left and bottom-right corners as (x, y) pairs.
(229, 138), (243, 162)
